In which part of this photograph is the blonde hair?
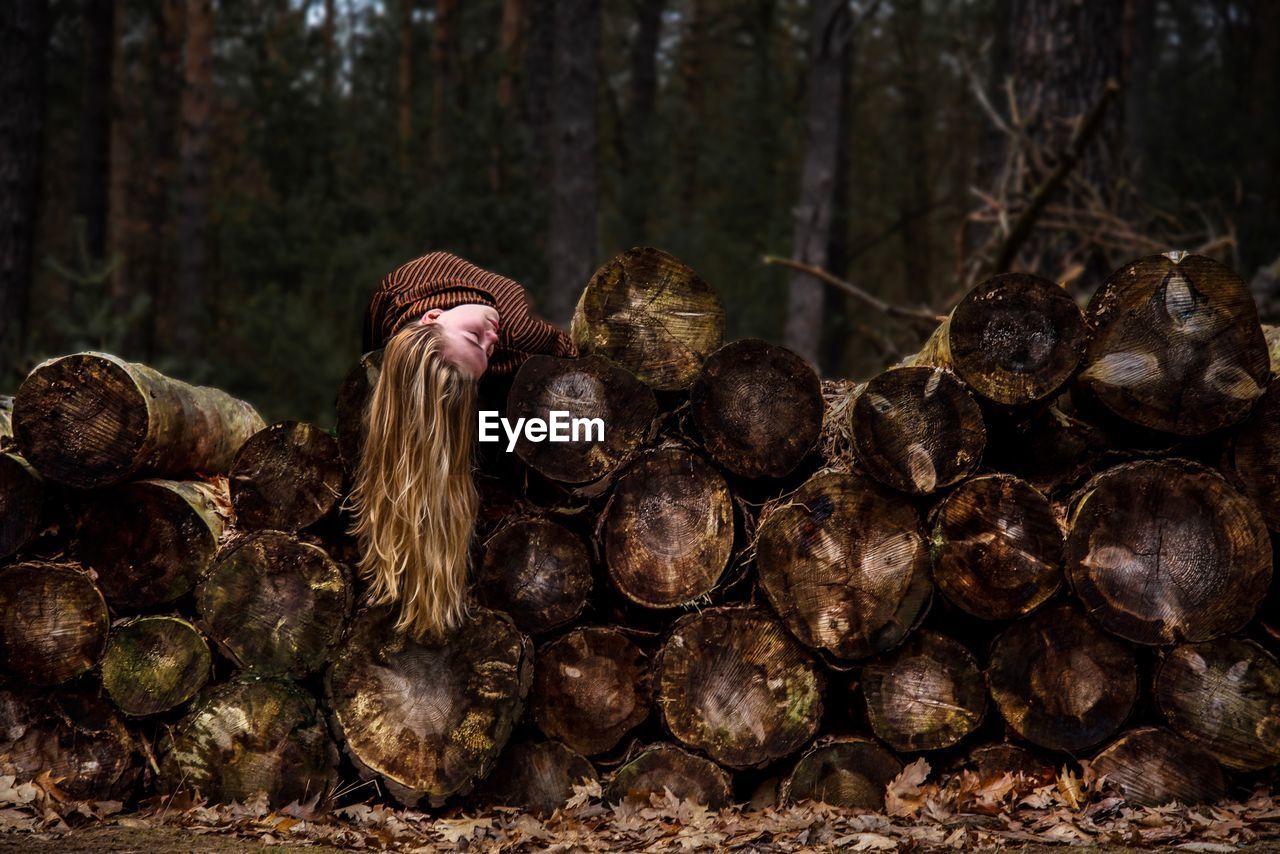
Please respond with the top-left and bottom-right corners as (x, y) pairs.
(344, 321), (479, 642)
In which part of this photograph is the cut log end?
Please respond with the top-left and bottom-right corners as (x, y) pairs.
(780, 736), (902, 810)
(101, 615), (212, 717)
(605, 743), (734, 809)
(0, 561), (108, 686)
(0, 452), (44, 561)
(229, 421), (344, 532)
(474, 740), (598, 816)
(862, 631), (986, 752)
(1091, 727), (1225, 807)
(476, 519), (592, 636)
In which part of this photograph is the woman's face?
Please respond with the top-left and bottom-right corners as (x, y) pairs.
(420, 303), (501, 379)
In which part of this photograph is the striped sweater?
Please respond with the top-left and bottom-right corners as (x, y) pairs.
(361, 251), (578, 376)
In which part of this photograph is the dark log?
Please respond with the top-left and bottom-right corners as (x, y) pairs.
(229, 421), (343, 532)
(196, 530), (351, 677)
(334, 348), (382, 473)
(0, 450), (43, 561)
(604, 743), (734, 808)
(475, 518), (592, 636)
(1077, 252), (1269, 436)
(987, 604), (1137, 752)
(0, 688), (136, 800)
(930, 473), (1063, 621)
(983, 403), (1106, 494)
(0, 394), (11, 443)
(1154, 638), (1280, 771)
(1226, 376), (1280, 532)
(1090, 727), (1226, 807)
(101, 615), (211, 717)
(755, 470), (931, 660)
(655, 606), (824, 769)
(531, 626), (651, 756)
(861, 630), (986, 752)
(849, 366), (986, 495)
(963, 743), (1056, 785)
(160, 674), (339, 806)
(326, 605), (532, 806)
(74, 477), (230, 610)
(0, 561), (108, 686)
(473, 739), (598, 816)
(603, 447), (733, 608)
(689, 338), (823, 478)
(779, 736), (902, 809)
(11, 351), (265, 488)
(506, 354), (657, 484)
(909, 272), (1087, 406)
(1064, 459), (1271, 644)
(570, 247), (725, 390)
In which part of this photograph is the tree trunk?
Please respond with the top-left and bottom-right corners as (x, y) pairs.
(893, 0), (931, 306)
(430, 0), (458, 168)
(75, 0), (115, 261)
(618, 0), (665, 240)
(522, 0), (553, 167)
(322, 0), (335, 98)
(100, 615), (211, 717)
(0, 561), (109, 687)
(496, 0), (525, 110)
(531, 626), (651, 756)
(144, 0), (182, 360)
(475, 739), (597, 816)
(175, 0), (214, 359)
(196, 530), (352, 678)
(604, 743), (733, 809)
(1090, 727), (1225, 808)
(689, 338), (824, 479)
(229, 420), (344, 532)
(780, 736), (902, 810)
(475, 518), (592, 636)
(397, 0), (413, 168)
(12, 352), (265, 488)
(0, 689), (136, 800)
(547, 0), (600, 324)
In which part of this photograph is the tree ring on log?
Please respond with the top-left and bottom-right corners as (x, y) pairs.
(475, 518), (591, 636)
(604, 743), (734, 808)
(474, 739), (598, 816)
(1090, 727), (1225, 807)
(229, 421), (344, 532)
(0, 688), (136, 799)
(0, 561), (108, 686)
(101, 615), (212, 717)
(779, 736), (902, 809)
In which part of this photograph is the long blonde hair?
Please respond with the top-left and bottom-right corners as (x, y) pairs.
(344, 321), (479, 641)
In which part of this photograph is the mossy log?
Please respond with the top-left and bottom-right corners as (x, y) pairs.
(907, 272), (1087, 406)
(1077, 252), (1269, 436)
(849, 366), (985, 495)
(983, 404), (1106, 494)
(334, 348), (382, 473)
(655, 606), (824, 769)
(475, 518), (592, 636)
(506, 354), (657, 484)
(1090, 727), (1225, 807)
(755, 470), (931, 660)
(987, 604), (1138, 752)
(74, 477), (230, 610)
(779, 736), (902, 809)
(1153, 638), (1280, 771)
(603, 447), (733, 608)
(0, 451), (44, 561)
(11, 351), (265, 488)
(101, 615), (212, 717)
(196, 530), (351, 677)
(1226, 377), (1280, 532)
(0, 689), (136, 800)
(326, 605), (532, 806)
(861, 631), (986, 752)
(689, 338), (823, 478)
(531, 626), (651, 756)
(0, 561), (108, 686)
(474, 740), (598, 817)
(1064, 459), (1271, 645)
(160, 674), (339, 805)
(604, 743), (734, 808)
(930, 473), (1063, 621)
(229, 421), (343, 532)
(570, 247), (725, 391)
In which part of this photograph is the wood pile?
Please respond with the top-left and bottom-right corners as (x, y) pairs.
(2, 246), (1279, 815)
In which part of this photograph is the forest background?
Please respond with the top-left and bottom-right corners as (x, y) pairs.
(1, 0), (1277, 427)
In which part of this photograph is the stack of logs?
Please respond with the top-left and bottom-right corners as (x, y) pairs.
(3, 246), (1280, 815)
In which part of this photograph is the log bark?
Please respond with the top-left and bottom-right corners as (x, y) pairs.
(74, 477), (230, 610)
(1154, 638), (1280, 771)
(1064, 459), (1272, 645)
(987, 604), (1137, 752)
(1090, 727), (1225, 807)
(531, 626), (651, 756)
(325, 605), (532, 806)
(604, 743), (733, 809)
(908, 273), (1087, 406)
(849, 366), (986, 495)
(689, 338), (823, 478)
(1226, 376), (1280, 532)
(229, 421), (343, 532)
(1077, 252), (1269, 436)
(0, 689), (136, 800)
(100, 615), (211, 717)
(0, 449), (43, 561)
(334, 348), (382, 473)
(475, 518), (591, 636)
(0, 561), (108, 686)
(474, 739), (597, 816)
(160, 674), (339, 806)
(570, 247), (725, 390)
(755, 470), (931, 660)
(603, 447), (733, 608)
(196, 530), (351, 678)
(780, 736), (902, 810)
(930, 473), (1063, 621)
(507, 354), (657, 484)
(12, 352), (265, 488)
(861, 631), (986, 752)
(655, 606), (824, 769)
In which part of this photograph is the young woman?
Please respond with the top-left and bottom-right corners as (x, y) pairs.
(346, 251), (577, 642)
